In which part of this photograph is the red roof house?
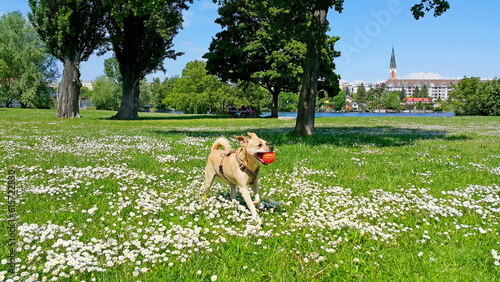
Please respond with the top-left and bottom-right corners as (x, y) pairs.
(406, 98), (430, 104)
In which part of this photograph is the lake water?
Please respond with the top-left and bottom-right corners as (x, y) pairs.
(261, 112), (455, 118)
(162, 110), (454, 118)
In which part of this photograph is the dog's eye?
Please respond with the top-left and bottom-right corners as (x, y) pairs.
(258, 144), (262, 147)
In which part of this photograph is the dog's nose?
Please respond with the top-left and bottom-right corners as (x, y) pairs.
(270, 146), (274, 152)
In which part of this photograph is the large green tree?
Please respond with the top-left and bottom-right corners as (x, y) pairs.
(205, 0), (303, 118)
(103, 56), (122, 84)
(165, 60), (234, 114)
(0, 11), (58, 108)
(104, 0), (192, 119)
(353, 83), (367, 103)
(383, 91), (402, 111)
(29, 0), (107, 117)
(89, 75), (121, 110)
(149, 77), (178, 111)
(206, 0), (340, 118)
(449, 77), (500, 116)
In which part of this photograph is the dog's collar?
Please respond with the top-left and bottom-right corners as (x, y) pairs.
(219, 151), (260, 185)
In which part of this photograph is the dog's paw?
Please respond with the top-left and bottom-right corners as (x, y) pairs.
(250, 216), (262, 226)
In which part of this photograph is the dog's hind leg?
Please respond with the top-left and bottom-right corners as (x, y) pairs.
(204, 166), (217, 197)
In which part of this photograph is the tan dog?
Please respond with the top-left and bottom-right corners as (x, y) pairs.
(204, 132), (274, 219)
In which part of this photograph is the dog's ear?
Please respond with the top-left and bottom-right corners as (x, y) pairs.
(247, 132), (258, 139)
(236, 135), (249, 146)
(236, 147), (247, 160)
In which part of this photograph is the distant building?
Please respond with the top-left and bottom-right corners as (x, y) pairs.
(47, 80), (95, 91)
(48, 82), (59, 90)
(384, 48), (460, 101)
(81, 80), (94, 91)
(385, 78), (460, 102)
(47, 80), (95, 108)
(340, 81), (373, 94)
(406, 97), (430, 104)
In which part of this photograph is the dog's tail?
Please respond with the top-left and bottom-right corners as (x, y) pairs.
(211, 137), (231, 151)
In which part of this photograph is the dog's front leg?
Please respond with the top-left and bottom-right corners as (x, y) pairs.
(251, 182), (260, 206)
(239, 185), (258, 218)
(229, 184), (237, 200)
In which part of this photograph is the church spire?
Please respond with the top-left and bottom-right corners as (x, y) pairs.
(389, 47), (397, 79)
(390, 47), (396, 68)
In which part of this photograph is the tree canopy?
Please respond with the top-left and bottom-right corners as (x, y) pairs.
(165, 60), (261, 114)
(449, 77), (500, 116)
(0, 11), (58, 109)
(29, 0), (107, 117)
(104, 0), (192, 119)
(206, 0), (340, 118)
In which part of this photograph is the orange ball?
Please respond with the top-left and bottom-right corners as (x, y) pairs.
(262, 152), (276, 164)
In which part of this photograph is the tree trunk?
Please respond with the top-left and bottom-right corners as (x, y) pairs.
(57, 57), (81, 118)
(295, 4), (329, 135)
(271, 90), (279, 118)
(114, 72), (140, 119)
(112, 15), (143, 120)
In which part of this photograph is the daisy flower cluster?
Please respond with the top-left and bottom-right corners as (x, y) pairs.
(492, 250), (500, 266)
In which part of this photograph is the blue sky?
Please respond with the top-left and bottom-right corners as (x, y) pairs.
(2, 0), (499, 84)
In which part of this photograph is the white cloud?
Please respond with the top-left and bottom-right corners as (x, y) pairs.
(182, 11), (195, 27)
(199, 0), (218, 10)
(180, 41), (205, 54)
(405, 72), (444, 79)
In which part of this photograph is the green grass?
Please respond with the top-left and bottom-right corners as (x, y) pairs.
(1, 108), (499, 281)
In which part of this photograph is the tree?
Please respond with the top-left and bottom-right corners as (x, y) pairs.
(205, 0), (303, 118)
(206, 0), (339, 118)
(413, 86), (421, 98)
(278, 92), (299, 112)
(166, 60), (263, 114)
(287, 0), (450, 135)
(149, 77), (178, 111)
(29, 0), (107, 117)
(104, 0), (192, 119)
(383, 92), (402, 111)
(165, 60), (229, 114)
(90, 76), (121, 110)
(331, 89), (346, 111)
(420, 84), (429, 98)
(449, 77), (500, 116)
(293, 1), (344, 135)
(103, 57), (122, 84)
(399, 89), (407, 101)
(354, 83), (367, 103)
(0, 11), (58, 108)
(139, 80), (152, 110)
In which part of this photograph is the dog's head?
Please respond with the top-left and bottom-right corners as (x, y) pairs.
(236, 132), (274, 165)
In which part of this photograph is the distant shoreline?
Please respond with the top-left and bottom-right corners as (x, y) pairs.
(261, 112), (454, 118)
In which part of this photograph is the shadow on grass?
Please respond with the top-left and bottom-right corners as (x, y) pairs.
(99, 114), (231, 121)
(150, 126), (470, 148)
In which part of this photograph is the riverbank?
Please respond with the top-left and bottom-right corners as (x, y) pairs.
(261, 111), (455, 118)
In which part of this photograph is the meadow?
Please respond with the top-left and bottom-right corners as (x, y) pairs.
(0, 108), (499, 281)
